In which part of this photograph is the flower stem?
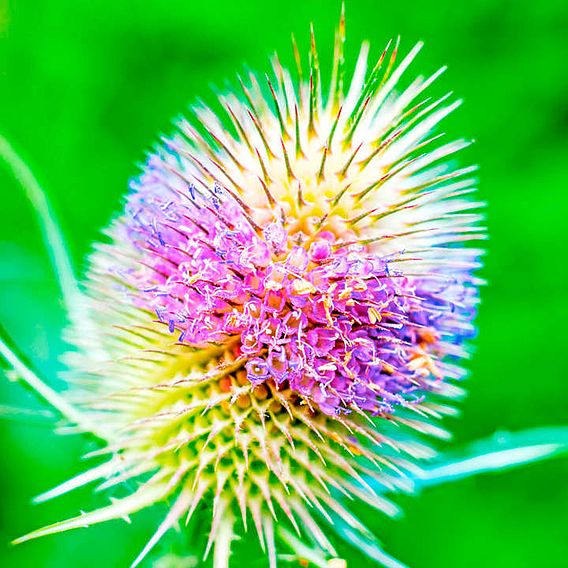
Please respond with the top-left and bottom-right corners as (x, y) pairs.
(0, 133), (80, 317)
(0, 324), (101, 437)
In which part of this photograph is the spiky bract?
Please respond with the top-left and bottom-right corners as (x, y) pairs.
(16, 13), (484, 568)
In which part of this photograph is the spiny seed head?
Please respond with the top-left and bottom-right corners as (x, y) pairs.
(17, 13), (484, 568)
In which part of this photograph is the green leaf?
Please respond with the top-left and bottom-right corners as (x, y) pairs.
(415, 426), (568, 491)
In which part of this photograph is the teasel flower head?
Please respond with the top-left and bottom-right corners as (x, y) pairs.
(10, 8), (485, 568)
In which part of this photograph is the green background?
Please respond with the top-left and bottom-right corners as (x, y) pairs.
(0, 0), (566, 566)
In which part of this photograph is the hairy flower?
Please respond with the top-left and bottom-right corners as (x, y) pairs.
(11, 11), (484, 568)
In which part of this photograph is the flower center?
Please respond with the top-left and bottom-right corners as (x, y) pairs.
(125, 195), (442, 416)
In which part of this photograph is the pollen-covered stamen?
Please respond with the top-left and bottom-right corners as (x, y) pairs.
(124, 182), (473, 416)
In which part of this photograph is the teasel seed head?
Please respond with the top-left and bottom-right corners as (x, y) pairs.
(14, 9), (484, 567)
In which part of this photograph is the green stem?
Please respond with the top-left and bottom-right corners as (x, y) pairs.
(0, 133), (80, 316)
(0, 324), (103, 438)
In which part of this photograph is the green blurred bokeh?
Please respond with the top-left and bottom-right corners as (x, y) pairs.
(0, 0), (566, 566)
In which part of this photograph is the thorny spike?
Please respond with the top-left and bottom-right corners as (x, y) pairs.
(316, 145), (328, 183)
(358, 98), (446, 168)
(247, 109), (276, 158)
(317, 106), (343, 182)
(223, 102), (254, 152)
(336, 142), (362, 180)
(203, 126), (247, 173)
(376, 35), (401, 97)
(257, 176), (277, 207)
(296, 179), (306, 208)
(237, 75), (262, 123)
(346, 38), (392, 137)
(271, 53), (291, 119)
(291, 33), (303, 81)
(131, 489), (193, 568)
(294, 104), (305, 158)
(354, 153), (426, 202)
(264, 516), (277, 568)
(343, 95), (371, 147)
(266, 74), (289, 140)
(280, 138), (296, 182)
(308, 73), (317, 138)
(309, 23), (321, 106)
(255, 148), (272, 185)
(329, 1), (346, 110)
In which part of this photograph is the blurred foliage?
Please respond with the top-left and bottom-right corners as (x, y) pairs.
(0, 0), (566, 566)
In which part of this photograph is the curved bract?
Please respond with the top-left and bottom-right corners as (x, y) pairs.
(12, 11), (486, 568)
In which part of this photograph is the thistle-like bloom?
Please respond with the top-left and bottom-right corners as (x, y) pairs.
(12, 13), (484, 568)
